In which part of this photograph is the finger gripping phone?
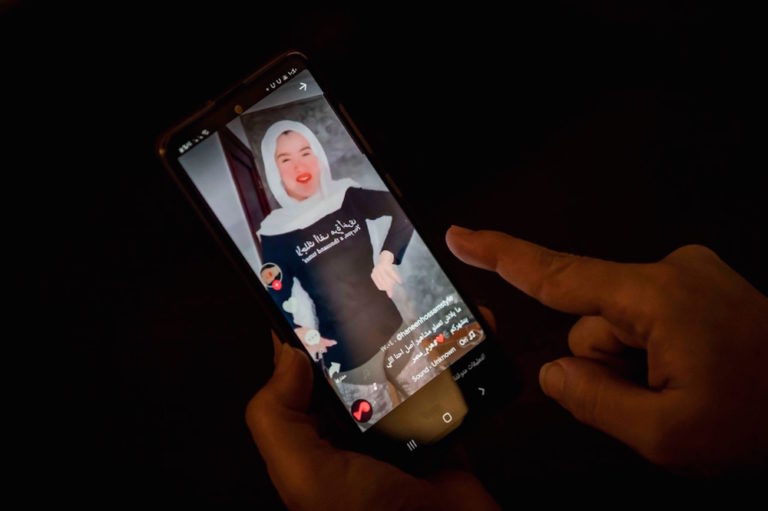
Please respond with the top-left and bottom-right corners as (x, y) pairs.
(157, 50), (516, 461)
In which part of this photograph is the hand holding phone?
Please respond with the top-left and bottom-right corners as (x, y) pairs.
(247, 324), (501, 511)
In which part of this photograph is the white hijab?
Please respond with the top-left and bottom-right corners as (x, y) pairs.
(256, 120), (359, 237)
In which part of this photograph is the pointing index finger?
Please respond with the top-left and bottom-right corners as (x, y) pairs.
(446, 227), (652, 334)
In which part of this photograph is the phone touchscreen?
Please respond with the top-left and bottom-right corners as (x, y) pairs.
(174, 65), (487, 432)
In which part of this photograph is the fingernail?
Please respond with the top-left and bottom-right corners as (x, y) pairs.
(448, 225), (474, 237)
(539, 362), (565, 400)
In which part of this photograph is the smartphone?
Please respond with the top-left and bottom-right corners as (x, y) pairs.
(157, 50), (518, 462)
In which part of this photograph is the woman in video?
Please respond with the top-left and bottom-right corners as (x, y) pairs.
(257, 120), (418, 422)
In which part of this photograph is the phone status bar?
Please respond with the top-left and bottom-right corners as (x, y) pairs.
(177, 128), (211, 155)
(265, 66), (299, 93)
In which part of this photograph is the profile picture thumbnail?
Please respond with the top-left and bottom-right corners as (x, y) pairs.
(260, 262), (283, 290)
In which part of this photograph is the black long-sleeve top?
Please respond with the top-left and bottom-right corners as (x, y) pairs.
(261, 187), (414, 370)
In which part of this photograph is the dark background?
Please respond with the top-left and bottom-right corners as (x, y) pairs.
(11, 1), (764, 505)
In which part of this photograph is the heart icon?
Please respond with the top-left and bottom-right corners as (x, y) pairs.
(436, 333), (444, 344)
(351, 399), (372, 422)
